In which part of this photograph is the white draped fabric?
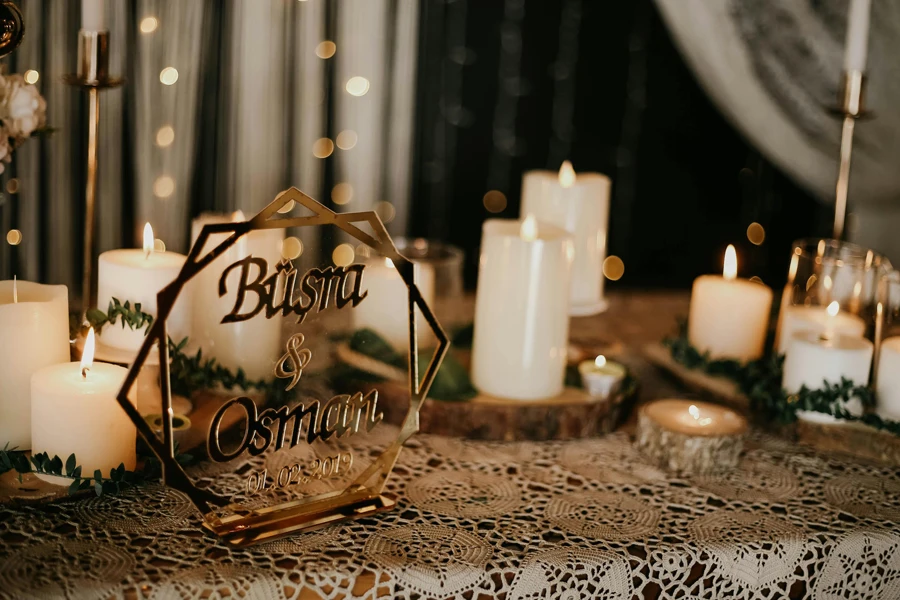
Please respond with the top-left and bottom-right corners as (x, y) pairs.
(0, 0), (419, 300)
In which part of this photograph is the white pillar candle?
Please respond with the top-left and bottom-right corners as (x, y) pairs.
(776, 302), (866, 355)
(190, 213), (285, 382)
(844, 0), (872, 71)
(0, 280), (70, 449)
(471, 216), (574, 401)
(31, 329), (137, 483)
(97, 224), (190, 353)
(352, 256), (436, 351)
(783, 330), (873, 418)
(81, 0), (106, 31)
(875, 337), (900, 420)
(521, 161), (611, 316)
(688, 245), (773, 362)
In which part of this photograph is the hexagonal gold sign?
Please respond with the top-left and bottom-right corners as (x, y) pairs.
(115, 187), (449, 547)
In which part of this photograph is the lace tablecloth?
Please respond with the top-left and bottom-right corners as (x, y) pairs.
(1, 425), (899, 600)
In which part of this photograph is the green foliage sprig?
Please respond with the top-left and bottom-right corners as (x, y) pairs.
(663, 319), (900, 435)
(83, 298), (154, 335)
(1, 446), (138, 496)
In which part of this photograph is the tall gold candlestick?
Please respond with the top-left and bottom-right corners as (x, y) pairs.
(832, 70), (866, 240)
(64, 30), (123, 317)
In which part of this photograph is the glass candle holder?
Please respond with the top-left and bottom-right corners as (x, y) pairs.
(874, 270), (900, 419)
(775, 238), (892, 355)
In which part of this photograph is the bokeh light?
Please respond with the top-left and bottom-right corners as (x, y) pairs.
(6, 179), (19, 194)
(482, 190), (507, 213)
(332, 183), (354, 205)
(345, 76), (370, 97)
(156, 125), (175, 148)
(159, 67), (179, 85)
(313, 138), (334, 158)
(282, 236), (303, 260)
(374, 201), (396, 224)
(336, 129), (358, 150)
(332, 243), (355, 267)
(140, 17), (158, 34)
(153, 176), (175, 198)
(278, 200), (295, 214)
(153, 238), (166, 252)
(603, 256), (625, 281)
(23, 70), (39, 84)
(6, 229), (22, 245)
(315, 41), (336, 59)
(747, 222), (765, 246)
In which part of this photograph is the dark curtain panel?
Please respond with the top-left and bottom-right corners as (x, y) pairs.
(410, 0), (831, 289)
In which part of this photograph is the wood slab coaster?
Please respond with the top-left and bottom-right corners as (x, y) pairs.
(795, 418), (900, 466)
(643, 342), (748, 409)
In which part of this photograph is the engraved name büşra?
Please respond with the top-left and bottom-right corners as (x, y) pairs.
(206, 256), (384, 463)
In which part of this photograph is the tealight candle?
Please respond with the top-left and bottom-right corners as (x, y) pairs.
(190, 212), (284, 382)
(635, 398), (748, 474)
(31, 329), (137, 484)
(97, 223), (190, 353)
(352, 255), (436, 351)
(783, 330), (872, 419)
(472, 215), (574, 400)
(0, 279), (70, 449)
(578, 355), (626, 399)
(521, 161), (612, 315)
(875, 337), (900, 420)
(688, 245), (773, 361)
(776, 302), (866, 355)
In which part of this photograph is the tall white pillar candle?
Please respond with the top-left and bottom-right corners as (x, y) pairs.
(783, 330), (873, 418)
(875, 337), (900, 420)
(97, 224), (190, 353)
(81, 0), (106, 31)
(190, 213), (285, 382)
(844, 0), (872, 71)
(688, 245), (773, 362)
(776, 303), (866, 355)
(352, 257), (436, 351)
(31, 330), (137, 483)
(471, 216), (574, 400)
(521, 161), (611, 315)
(0, 280), (70, 449)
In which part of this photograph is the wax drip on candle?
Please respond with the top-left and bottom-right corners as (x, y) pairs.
(688, 404), (712, 427)
(520, 214), (538, 242)
(723, 245), (737, 280)
(81, 327), (96, 379)
(595, 355), (607, 368)
(12, 275), (16, 304)
(143, 223), (154, 259)
(558, 160), (576, 188)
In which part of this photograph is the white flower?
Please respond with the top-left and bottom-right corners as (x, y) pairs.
(2, 73), (46, 138)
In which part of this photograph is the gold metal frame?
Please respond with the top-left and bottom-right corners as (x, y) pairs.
(115, 187), (449, 547)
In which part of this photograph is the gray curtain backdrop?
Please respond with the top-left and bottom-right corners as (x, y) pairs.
(0, 0), (418, 303)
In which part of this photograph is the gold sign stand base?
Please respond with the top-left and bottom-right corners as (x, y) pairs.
(203, 493), (397, 548)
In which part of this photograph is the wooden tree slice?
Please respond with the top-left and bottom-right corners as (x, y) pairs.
(643, 342), (748, 409)
(795, 418), (900, 466)
(370, 380), (635, 441)
(635, 403), (746, 475)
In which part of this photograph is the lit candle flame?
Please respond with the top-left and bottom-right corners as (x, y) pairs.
(595, 355), (607, 368)
(12, 275), (16, 304)
(827, 301), (840, 318)
(723, 245), (737, 280)
(143, 223), (154, 258)
(520, 214), (538, 242)
(558, 160), (576, 188)
(81, 327), (96, 378)
(688, 404), (712, 426)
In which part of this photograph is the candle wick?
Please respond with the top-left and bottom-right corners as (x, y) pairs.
(82, 365), (90, 379)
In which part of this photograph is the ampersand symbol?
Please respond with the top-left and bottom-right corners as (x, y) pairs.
(275, 333), (312, 391)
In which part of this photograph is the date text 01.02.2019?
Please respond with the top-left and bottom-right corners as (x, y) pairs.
(246, 452), (354, 494)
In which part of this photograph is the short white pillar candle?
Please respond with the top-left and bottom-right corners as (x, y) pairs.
(190, 212), (285, 382)
(783, 330), (873, 419)
(521, 161), (611, 316)
(471, 216), (574, 401)
(776, 303), (866, 355)
(875, 336), (900, 420)
(31, 329), (137, 483)
(688, 245), (773, 361)
(97, 224), (190, 353)
(0, 280), (70, 449)
(352, 255), (436, 351)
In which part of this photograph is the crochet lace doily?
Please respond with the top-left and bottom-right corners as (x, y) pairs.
(1, 428), (898, 599)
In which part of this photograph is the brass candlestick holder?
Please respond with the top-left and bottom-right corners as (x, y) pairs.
(64, 30), (123, 317)
(832, 69), (867, 240)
